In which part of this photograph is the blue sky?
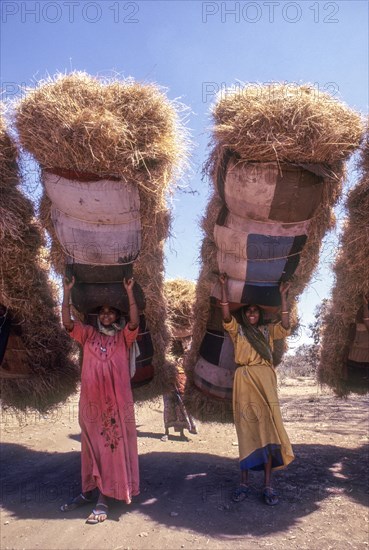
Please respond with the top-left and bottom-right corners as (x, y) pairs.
(1, 0), (368, 347)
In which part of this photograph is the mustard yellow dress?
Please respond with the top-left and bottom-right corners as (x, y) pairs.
(223, 316), (295, 471)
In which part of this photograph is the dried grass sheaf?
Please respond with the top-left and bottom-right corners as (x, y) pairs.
(0, 110), (78, 411)
(15, 72), (189, 401)
(165, 278), (196, 339)
(185, 83), (363, 421)
(319, 124), (369, 395)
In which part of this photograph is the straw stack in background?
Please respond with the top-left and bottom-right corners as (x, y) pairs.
(165, 279), (196, 355)
(164, 279), (196, 423)
(319, 123), (369, 395)
(15, 72), (188, 399)
(0, 111), (79, 411)
(185, 83), (363, 422)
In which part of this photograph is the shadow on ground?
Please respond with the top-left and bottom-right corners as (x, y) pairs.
(1, 440), (368, 537)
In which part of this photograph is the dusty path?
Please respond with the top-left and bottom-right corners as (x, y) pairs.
(1, 377), (368, 550)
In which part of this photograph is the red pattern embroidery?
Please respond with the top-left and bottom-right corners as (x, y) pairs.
(100, 398), (121, 451)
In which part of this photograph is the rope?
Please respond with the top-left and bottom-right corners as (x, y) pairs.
(136, 355), (154, 364)
(51, 206), (141, 226)
(46, 167), (122, 182)
(218, 250), (302, 262)
(55, 236), (139, 265)
(227, 212), (312, 226)
(205, 330), (226, 339)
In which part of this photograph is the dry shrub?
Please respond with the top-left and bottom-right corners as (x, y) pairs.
(0, 112), (79, 411)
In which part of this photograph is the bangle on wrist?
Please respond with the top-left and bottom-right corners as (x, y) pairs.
(220, 301), (229, 306)
(281, 311), (289, 314)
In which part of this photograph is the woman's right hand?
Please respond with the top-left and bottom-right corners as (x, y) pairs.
(63, 275), (75, 292)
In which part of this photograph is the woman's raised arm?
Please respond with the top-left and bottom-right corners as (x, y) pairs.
(279, 281), (291, 330)
(219, 273), (232, 323)
(124, 277), (139, 330)
(62, 275), (75, 331)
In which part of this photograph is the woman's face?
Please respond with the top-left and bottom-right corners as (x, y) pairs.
(244, 305), (260, 326)
(98, 306), (118, 326)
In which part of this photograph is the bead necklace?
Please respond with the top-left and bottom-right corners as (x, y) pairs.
(97, 334), (116, 353)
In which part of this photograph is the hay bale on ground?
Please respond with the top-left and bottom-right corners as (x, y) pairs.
(185, 83), (363, 422)
(319, 124), (369, 395)
(0, 112), (79, 411)
(15, 72), (188, 400)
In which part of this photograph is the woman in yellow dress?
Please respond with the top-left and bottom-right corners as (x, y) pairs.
(219, 274), (295, 506)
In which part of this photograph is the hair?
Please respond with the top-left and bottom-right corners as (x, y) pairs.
(242, 304), (264, 326)
(97, 305), (121, 322)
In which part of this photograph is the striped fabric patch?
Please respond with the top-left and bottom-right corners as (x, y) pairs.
(199, 330), (224, 365)
(199, 330), (238, 369)
(348, 323), (369, 363)
(131, 364), (154, 387)
(225, 212), (311, 237)
(0, 313), (11, 365)
(194, 327), (238, 400)
(194, 356), (234, 400)
(211, 279), (283, 307)
(71, 281), (146, 315)
(131, 317), (155, 387)
(224, 160), (323, 223)
(214, 224), (307, 284)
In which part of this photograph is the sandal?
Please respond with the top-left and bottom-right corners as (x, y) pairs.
(86, 503), (109, 525)
(263, 487), (279, 506)
(60, 492), (93, 512)
(231, 484), (250, 503)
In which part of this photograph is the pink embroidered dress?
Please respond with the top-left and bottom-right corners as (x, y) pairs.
(70, 321), (139, 503)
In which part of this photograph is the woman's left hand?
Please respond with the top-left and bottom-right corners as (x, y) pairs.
(279, 281), (291, 297)
(123, 277), (135, 291)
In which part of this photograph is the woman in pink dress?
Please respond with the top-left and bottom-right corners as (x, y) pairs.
(60, 276), (139, 524)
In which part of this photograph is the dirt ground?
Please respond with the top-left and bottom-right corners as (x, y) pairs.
(1, 376), (368, 550)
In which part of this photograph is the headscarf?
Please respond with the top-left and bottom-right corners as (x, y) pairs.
(96, 314), (141, 378)
(239, 307), (273, 363)
(97, 317), (126, 336)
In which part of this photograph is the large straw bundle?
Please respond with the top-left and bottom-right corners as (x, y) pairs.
(319, 124), (369, 395)
(211, 83), (362, 164)
(0, 112), (79, 411)
(185, 83), (363, 422)
(15, 72), (188, 400)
